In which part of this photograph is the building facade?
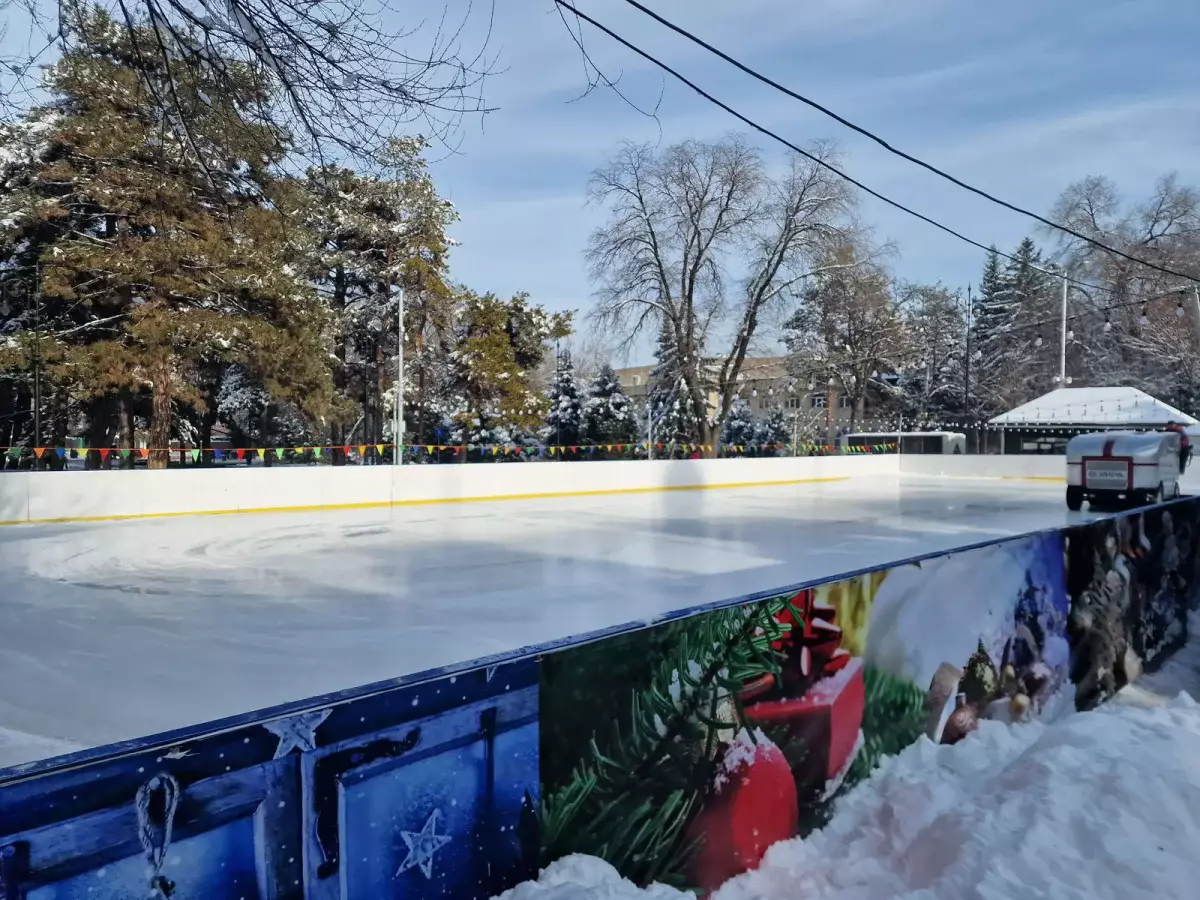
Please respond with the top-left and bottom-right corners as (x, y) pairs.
(615, 357), (862, 439)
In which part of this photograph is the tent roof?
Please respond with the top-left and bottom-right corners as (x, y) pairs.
(988, 387), (1198, 427)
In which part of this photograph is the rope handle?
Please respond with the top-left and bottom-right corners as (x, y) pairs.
(136, 774), (180, 898)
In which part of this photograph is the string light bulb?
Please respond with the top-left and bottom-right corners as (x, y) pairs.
(1103, 315), (1113, 334)
(1138, 304), (1149, 327)
(1177, 298), (1187, 318)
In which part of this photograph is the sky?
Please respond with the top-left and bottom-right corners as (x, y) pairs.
(2, 0), (1198, 365)
(427, 0), (1200, 364)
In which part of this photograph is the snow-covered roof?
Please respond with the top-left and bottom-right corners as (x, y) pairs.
(989, 387), (1197, 427)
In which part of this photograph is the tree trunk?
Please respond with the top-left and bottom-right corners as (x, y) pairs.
(148, 360), (172, 469)
(117, 388), (135, 469)
(84, 395), (115, 469)
(700, 420), (719, 458)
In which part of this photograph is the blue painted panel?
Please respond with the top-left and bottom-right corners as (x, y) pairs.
(26, 818), (259, 900)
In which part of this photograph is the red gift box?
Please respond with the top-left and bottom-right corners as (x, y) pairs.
(744, 657), (865, 786)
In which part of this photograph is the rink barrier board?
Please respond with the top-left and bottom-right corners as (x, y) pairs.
(0, 455), (892, 526)
(0, 475), (852, 528)
(2, 497), (1192, 899)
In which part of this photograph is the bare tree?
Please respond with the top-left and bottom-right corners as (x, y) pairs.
(896, 281), (966, 420)
(585, 135), (854, 453)
(782, 239), (909, 436)
(4, 0), (496, 166)
(1047, 174), (1200, 407)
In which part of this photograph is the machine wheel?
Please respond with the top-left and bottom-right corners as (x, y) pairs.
(1066, 486), (1083, 511)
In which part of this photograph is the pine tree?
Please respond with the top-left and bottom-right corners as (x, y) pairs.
(582, 364), (637, 445)
(0, 7), (332, 467)
(297, 138), (458, 454)
(544, 349), (584, 447)
(720, 398), (756, 448)
(1003, 238), (1057, 401)
(973, 245), (1034, 414)
(648, 320), (704, 446)
(445, 289), (571, 445)
(755, 405), (791, 449)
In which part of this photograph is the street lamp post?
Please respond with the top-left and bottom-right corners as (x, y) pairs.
(395, 284), (404, 465)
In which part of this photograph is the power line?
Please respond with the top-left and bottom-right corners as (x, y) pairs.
(612, 0), (1200, 286)
(553, 1), (1119, 297)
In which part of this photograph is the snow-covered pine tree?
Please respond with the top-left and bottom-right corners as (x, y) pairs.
(754, 406), (791, 451)
(582, 363), (637, 446)
(720, 398), (756, 452)
(648, 320), (704, 448)
(445, 289), (571, 451)
(544, 350), (584, 447)
(972, 247), (1012, 414)
(1003, 238), (1057, 401)
(298, 137), (458, 456)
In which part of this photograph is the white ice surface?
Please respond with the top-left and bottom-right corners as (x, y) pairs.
(497, 619), (1200, 900)
(0, 474), (1113, 766)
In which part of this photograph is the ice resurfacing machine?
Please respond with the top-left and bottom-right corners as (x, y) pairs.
(1065, 430), (1183, 511)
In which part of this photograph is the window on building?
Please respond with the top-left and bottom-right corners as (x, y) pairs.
(838, 395), (852, 409)
(787, 397), (803, 410)
(811, 392), (827, 410)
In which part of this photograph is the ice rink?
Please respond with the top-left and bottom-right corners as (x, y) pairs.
(0, 472), (1109, 767)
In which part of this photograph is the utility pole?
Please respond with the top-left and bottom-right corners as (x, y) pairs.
(964, 284), (972, 453)
(1059, 275), (1068, 385)
(33, 265), (41, 449)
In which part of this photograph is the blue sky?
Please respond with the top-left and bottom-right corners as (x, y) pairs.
(430, 0), (1200, 363)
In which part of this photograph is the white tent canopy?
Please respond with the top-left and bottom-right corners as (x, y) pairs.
(988, 387), (1197, 428)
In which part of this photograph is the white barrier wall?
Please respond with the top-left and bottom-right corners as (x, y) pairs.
(898, 454), (1064, 480)
(0, 455), (898, 525)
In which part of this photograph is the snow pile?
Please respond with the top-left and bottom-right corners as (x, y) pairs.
(496, 856), (689, 900)
(499, 696), (1200, 900)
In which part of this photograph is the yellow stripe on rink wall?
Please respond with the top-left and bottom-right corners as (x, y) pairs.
(0, 475), (851, 527)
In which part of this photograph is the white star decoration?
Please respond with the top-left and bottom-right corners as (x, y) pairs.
(396, 809), (452, 880)
(264, 710), (331, 759)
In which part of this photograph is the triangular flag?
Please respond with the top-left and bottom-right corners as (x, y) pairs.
(55, 447), (66, 458)
(99, 448), (111, 461)
(256, 448), (265, 459)
(235, 448), (246, 460)
(189, 449), (200, 462)
(138, 448), (149, 459)
(376, 444), (385, 456)
(358, 445), (368, 456)
(426, 445), (434, 453)
(343, 446), (352, 457)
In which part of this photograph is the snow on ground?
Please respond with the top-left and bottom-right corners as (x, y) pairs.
(498, 620), (1200, 900)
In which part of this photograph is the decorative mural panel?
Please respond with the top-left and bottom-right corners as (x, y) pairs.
(0, 659), (539, 900)
(537, 530), (1075, 894)
(1064, 498), (1200, 710)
